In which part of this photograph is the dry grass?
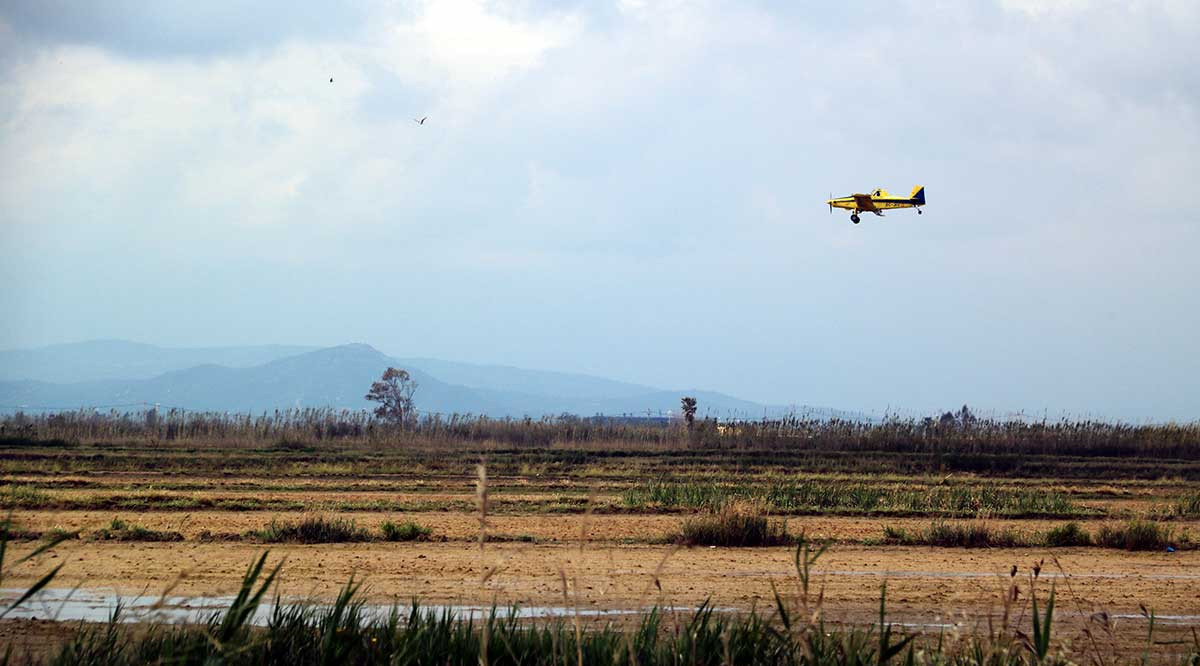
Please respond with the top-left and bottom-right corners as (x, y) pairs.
(677, 502), (792, 547)
(1095, 520), (1179, 551)
(249, 515), (372, 543)
(5, 409), (1199, 463)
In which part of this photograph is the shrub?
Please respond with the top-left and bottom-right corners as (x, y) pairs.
(380, 520), (431, 542)
(880, 521), (1033, 548)
(1095, 520), (1173, 551)
(483, 533), (537, 543)
(880, 524), (911, 544)
(91, 518), (182, 542)
(1172, 492), (1200, 517)
(678, 503), (791, 547)
(916, 522), (1025, 548)
(251, 515), (371, 543)
(1043, 522), (1092, 547)
(46, 526), (81, 541)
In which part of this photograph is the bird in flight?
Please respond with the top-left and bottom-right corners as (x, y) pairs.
(414, 116), (427, 125)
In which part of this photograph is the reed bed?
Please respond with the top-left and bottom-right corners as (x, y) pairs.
(4, 409), (1199, 460)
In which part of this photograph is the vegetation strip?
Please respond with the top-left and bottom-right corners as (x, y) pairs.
(876, 520), (1189, 551)
(622, 481), (1091, 518)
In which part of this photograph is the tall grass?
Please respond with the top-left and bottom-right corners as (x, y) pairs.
(380, 520), (432, 542)
(250, 515), (372, 543)
(623, 480), (1085, 517)
(1042, 522), (1092, 547)
(1164, 491), (1200, 518)
(5, 408), (1199, 461)
(881, 522), (1025, 548)
(1094, 520), (1177, 551)
(880, 521), (1187, 550)
(0, 513), (69, 621)
(677, 503), (792, 547)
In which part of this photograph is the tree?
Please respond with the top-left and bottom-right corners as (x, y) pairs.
(365, 367), (418, 424)
(958, 404), (975, 425)
(680, 396), (697, 429)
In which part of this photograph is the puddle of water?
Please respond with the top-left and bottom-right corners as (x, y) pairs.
(891, 622), (959, 630)
(0, 588), (686, 626)
(6, 588), (1197, 631)
(1111, 614), (1200, 626)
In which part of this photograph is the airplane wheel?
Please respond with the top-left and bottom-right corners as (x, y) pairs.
(850, 214), (860, 224)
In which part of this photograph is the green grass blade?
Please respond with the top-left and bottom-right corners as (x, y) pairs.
(0, 562), (63, 619)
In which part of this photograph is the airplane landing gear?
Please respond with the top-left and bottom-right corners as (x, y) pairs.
(917, 208), (923, 215)
(850, 214), (860, 224)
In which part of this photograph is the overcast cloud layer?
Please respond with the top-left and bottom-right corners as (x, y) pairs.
(1, 0), (1197, 421)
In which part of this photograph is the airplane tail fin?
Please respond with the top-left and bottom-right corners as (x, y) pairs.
(909, 185), (925, 205)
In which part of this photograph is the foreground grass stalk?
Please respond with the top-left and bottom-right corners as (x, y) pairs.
(0, 512), (68, 620)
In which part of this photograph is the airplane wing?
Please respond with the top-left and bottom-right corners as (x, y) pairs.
(852, 194), (877, 212)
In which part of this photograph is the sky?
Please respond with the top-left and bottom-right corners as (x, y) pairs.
(1, 0), (1197, 422)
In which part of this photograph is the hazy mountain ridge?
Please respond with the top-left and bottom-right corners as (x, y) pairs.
(391, 357), (655, 401)
(0, 341), (854, 419)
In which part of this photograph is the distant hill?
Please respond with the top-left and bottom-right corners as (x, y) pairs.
(392, 357), (654, 401)
(0, 341), (858, 419)
(0, 344), (500, 415)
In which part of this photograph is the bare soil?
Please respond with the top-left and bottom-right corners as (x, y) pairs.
(3, 453), (1198, 658)
(5, 521), (1198, 629)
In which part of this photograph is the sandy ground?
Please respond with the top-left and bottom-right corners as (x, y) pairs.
(5, 537), (1198, 624)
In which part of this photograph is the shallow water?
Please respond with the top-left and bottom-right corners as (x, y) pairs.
(4, 587), (1197, 629)
(0, 587), (676, 626)
(1110, 614), (1200, 626)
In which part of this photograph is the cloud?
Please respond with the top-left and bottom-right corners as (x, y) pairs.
(0, 1), (371, 57)
(0, 0), (1196, 419)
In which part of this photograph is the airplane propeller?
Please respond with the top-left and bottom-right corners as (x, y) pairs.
(828, 193), (832, 214)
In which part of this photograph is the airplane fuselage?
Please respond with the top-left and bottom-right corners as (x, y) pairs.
(826, 186), (925, 224)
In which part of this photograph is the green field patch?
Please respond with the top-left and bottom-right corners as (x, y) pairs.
(623, 480), (1090, 518)
(380, 520), (433, 542)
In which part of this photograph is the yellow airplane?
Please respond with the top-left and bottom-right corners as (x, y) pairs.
(827, 186), (925, 224)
